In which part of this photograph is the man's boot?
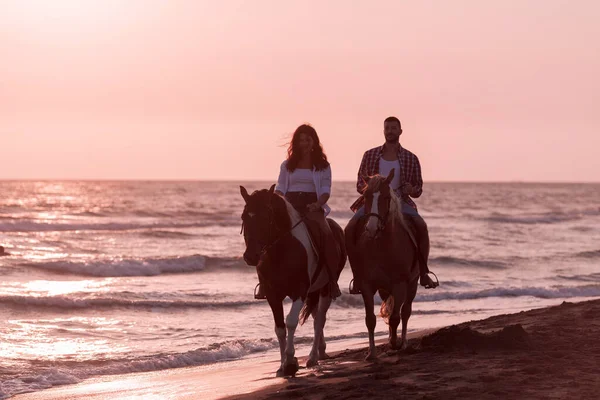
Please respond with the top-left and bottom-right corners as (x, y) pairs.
(408, 214), (438, 289)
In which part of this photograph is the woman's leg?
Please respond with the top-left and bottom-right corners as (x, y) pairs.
(306, 210), (341, 299)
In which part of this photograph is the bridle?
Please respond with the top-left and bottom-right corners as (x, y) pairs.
(241, 204), (306, 256)
(362, 194), (391, 237)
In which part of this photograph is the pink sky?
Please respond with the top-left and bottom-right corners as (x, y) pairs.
(1, 0), (599, 181)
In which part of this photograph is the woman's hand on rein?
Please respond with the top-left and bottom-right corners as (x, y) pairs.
(307, 202), (322, 212)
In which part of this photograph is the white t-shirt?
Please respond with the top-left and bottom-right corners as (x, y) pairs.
(378, 158), (401, 191)
(288, 168), (317, 192)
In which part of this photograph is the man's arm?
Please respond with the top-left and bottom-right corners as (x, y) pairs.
(356, 152), (368, 194)
(409, 155), (423, 198)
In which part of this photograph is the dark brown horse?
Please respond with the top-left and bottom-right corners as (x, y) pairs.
(240, 184), (346, 376)
(344, 169), (420, 360)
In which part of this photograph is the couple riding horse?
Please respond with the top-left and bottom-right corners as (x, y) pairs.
(240, 117), (438, 376)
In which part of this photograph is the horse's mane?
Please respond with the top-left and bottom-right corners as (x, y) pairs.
(245, 189), (293, 232)
(365, 175), (404, 227)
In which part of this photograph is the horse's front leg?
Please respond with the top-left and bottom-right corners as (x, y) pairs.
(389, 283), (407, 350)
(400, 278), (419, 350)
(282, 298), (304, 377)
(267, 296), (287, 377)
(307, 292), (331, 368)
(362, 287), (377, 360)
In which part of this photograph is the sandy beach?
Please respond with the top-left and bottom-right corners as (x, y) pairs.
(229, 299), (600, 400)
(11, 299), (600, 400)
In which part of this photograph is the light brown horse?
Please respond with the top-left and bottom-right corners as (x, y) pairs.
(345, 169), (420, 360)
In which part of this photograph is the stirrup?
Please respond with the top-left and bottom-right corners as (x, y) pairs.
(348, 278), (361, 295)
(254, 283), (267, 300)
(421, 271), (440, 289)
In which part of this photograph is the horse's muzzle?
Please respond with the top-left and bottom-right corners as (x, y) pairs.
(243, 251), (259, 266)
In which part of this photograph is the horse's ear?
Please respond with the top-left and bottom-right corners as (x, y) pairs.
(240, 186), (250, 203)
(384, 168), (395, 184)
(268, 184), (276, 195)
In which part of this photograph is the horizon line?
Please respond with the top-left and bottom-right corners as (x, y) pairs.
(0, 178), (599, 184)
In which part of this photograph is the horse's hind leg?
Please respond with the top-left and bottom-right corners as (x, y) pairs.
(309, 311), (329, 360)
(362, 288), (377, 361)
(282, 298), (303, 377)
(307, 293), (331, 368)
(389, 283), (407, 350)
(400, 278), (419, 350)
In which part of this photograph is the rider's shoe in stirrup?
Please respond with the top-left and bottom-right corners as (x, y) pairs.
(254, 283), (267, 300)
(420, 273), (439, 289)
(348, 278), (362, 295)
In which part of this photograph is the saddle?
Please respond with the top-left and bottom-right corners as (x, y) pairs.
(401, 214), (419, 249)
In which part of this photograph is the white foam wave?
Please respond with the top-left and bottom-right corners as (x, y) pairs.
(0, 220), (230, 233)
(1, 369), (80, 399)
(27, 255), (208, 277)
(416, 285), (600, 302)
(0, 340), (276, 398)
(0, 294), (256, 310)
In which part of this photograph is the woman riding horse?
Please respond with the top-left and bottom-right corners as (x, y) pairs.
(254, 124), (342, 300)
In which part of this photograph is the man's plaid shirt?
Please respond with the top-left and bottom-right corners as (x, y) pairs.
(350, 144), (423, 212)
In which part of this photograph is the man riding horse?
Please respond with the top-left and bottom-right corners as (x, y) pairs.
(346, 116), (439, 292)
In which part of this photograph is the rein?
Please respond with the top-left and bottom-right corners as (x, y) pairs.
(240, 206), (307, 256)
(361, 211), (389, 237)
(260, 213), (307, 254)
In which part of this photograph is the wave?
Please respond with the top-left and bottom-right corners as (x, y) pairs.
(416, 284), (600, 302)
(556, 272), (600, 283)
(25, 254), (209, 277)
(0, 294), (257, 310)
(430, 256), (507, 269)
(0, 220), (237, 233)
(0, 338), (276, 399)
(575, 249), (600, 259)
(485, 208), (600, 225)
(139, 230), (196, 239)
(24, 254), (248, 277)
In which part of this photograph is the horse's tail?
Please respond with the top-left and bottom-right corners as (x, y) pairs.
(379, 292), (394, 325)
(299, 290), (320, 325)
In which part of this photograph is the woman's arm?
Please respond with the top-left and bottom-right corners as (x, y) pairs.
(308, 166), (332, 212)
(274, 161), (288, 196)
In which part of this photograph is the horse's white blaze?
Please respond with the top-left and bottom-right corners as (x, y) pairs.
(366, 192), (380, 235)
(284, 201), (317, 275)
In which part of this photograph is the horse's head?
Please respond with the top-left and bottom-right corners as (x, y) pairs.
(240, 184), (290, 266)
(363, 169), (395, 238)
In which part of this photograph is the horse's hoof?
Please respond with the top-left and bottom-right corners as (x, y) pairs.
(319, 352), (331, 360)
(365, 351), (377, 361)
(390, 341), (399, 350)
(276, 368), (285, 378)
(306, 357), (319, 369)
(283, 359), (299, 377)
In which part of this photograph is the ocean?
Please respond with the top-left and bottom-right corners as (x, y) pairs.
(0, 181), (599, 398)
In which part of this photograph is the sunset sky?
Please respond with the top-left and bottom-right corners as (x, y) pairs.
(1, 0), (599, 182)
